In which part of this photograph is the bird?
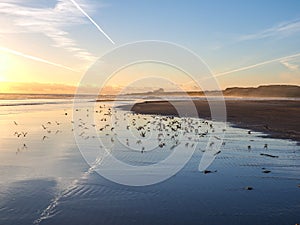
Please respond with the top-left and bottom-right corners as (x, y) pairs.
(140, 131), (146, 137)
(14, 132), (21, 137)
(158, 143), (165, 148)
(14, 121), (18, 126)
(42, 136), (48, 141)
(214, 150), (221, 156)
(170, 143), (179, 150)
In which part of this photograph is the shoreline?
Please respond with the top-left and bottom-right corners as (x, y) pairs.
(123, 99), (300, 144)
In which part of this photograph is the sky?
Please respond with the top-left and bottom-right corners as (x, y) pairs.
(0, 0), (300, 93)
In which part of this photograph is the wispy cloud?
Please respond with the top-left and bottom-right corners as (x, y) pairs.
(181, 52), (300, 89)
(213, 52), (300, 78)
(239, 18), (300, 41)
(0, 0), (98, 63)
(0, 46), (79, 72)
(280, 60), (299, 71)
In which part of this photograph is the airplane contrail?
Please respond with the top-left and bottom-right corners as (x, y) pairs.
(213, 52), (300, 78)
(180, 52), (300, 88)
(69, 0), (115, 45)
(0, 46), (79, 72)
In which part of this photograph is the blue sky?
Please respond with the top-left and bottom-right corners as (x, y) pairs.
(0, 0), (300, 92)
(98, 0), (300, 73)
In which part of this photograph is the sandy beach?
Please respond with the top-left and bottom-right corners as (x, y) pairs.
(129, 99), (300, 143)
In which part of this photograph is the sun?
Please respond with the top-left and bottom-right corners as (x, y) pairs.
(0, 75), (5, 82)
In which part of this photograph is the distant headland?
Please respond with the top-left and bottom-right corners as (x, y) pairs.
(125, 85), (300, 98)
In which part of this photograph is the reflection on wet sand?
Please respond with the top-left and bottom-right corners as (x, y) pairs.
(0, 101), (299, 225)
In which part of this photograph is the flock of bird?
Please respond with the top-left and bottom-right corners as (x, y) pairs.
(12, 103), (272, 161)
(13, 118), (64, 154)
(73, 105), (221, 155)
(10, 102), (300, 194)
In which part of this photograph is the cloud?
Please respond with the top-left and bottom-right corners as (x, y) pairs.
(213, 52), (300, 78)
(0, 46), (79, 72)
(0, 0), (98, 63)
(239, 18), (300, 41)
(280, 60), (299, 71)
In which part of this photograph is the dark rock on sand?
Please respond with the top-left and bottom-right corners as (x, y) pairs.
(244, 186), (254, 190)
(203, 170), (217, 174)
(260, 153), (279, 158)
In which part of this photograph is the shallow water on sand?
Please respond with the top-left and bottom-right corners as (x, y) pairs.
(0, 100), (299, 225)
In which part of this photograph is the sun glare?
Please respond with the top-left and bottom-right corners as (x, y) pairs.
(0, 53), (8, 82)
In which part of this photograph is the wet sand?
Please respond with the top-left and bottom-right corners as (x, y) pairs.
(128, 99), (300, 143)
(1, 100), (300, 225)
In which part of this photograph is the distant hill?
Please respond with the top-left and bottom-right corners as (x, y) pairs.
(124, 85), (300, 98)
(222, 85), (300, 98)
